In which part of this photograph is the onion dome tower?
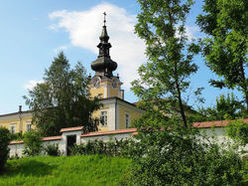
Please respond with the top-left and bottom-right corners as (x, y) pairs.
(91, 12), (117, 77)
(89, 12), (124, 99)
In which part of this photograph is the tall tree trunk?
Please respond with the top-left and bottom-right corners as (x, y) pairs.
(174, 58), (187, 128)
(176, 81), (187, 128)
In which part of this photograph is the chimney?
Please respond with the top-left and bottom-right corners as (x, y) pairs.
(121, 90), (124, 99)
(19, 105), (22, 113)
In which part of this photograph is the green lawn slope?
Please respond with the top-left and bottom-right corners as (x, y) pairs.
(0, 155), (131, 186)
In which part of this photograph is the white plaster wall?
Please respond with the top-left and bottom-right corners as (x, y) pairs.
(199, 128), (232, 145)
(108, 103), (116, 130)
(81, 133), (133, 143)
(9, 143), (24, 158)
(8, 140), (63, 158)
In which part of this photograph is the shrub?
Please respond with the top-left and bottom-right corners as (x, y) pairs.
(43, 144), (60, 156)
(9, 132), (23, 141)
(70, 138), (133, 157)
(23, 130), (42, 156)
(0, 127), (11, 173)
(226, 119), (248, 145)
(125, 127), (245, 185)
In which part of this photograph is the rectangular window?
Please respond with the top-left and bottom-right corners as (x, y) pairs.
(100, 111), (107, 126)
(125, 114), (130, 128)
(10, 124), (16, 134)
(26, 122), (32, 132)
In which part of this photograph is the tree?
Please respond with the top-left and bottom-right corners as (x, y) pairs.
(24, 52), (101, 136)
(0, 127), (11, 173)
(198, 93), (244, 121)
(132, 0), (200, 127)
(197, 0), (248, 111)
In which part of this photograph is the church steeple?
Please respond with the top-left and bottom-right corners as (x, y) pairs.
(91, 12), (117, 78)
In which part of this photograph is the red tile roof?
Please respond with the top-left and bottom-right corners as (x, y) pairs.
(193, 119), (248, 128)
(81, 128), (137, 137)
(10, 140), (24, 145)
(11, 119), (248, 145)
(42, 136), (62, 141)
(60, 126), (84, 133)
(9, 135), (62, 145)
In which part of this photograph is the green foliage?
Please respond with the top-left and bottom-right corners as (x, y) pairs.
(0, 155), (131, 185)
(9, 132), (23, 141)
(132, 0), (201, 127)
(198, 93), (245, 121)
(0, 127), (11, 173)
(70, 138), (134, 157)
(226, 119), (248, 145)
(43, 144), (60, 156)
(24, 52), (101, 136)
(23, 130), (42, 156)
(197, 0), (248, 110)
(125, 127), (245, 185)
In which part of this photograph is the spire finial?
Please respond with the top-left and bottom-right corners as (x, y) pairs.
(103, 12), (106, 26)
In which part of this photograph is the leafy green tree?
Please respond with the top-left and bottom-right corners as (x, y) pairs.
(197, 0), (248, 111)
(24, 52), (101, 136)
(0, 127), (11, 173)
(132, 0), (200, 127)
(198, 93), (244, 121)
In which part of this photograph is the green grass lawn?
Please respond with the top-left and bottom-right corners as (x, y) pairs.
(0, 155), (131, 186)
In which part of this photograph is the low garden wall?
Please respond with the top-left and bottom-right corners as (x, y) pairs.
(8, 127), (137, 158)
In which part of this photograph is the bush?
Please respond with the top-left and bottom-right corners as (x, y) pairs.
(10, 132), (23, 141)
(23, 130), (42, 156)
(0, 127), (11, 173)
(43, 144), (60, 156)
(226, 119), (248, 145)
(70, 138), (133, 157)
(124, 127), (245, 185)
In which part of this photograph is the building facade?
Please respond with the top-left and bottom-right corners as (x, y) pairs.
(0, 21), (144, 134)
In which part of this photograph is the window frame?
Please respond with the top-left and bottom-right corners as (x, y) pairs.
(100, 111), (108, 126)
(26, 121), (32, 132)
(10, 123), (16, 134)
(125, 113), (130, 128)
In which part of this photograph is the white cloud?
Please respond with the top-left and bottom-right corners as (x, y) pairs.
(49, 3), (146, 89)
(48, 3), (200, 89)
(24, 80), (44, 90)
(185, 26), (200, 41)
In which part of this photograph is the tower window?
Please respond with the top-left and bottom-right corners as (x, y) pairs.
(100, 111), (107, 126)
(125, 114), (130, 128)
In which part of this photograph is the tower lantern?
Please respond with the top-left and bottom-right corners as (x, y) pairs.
(91, 12), (117, 78)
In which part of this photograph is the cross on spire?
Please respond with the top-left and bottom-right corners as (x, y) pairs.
(103, 12), (106, 26)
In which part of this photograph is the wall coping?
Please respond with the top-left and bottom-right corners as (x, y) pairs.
(193, 119), (248, 128)
(81, 128), (137, 137)
(9, 135), (62, 145)
(60, 126), (84, 133)
(10, 119), (248, 145)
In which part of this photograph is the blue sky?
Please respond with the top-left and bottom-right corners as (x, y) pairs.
(0, 0), (239, 114)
